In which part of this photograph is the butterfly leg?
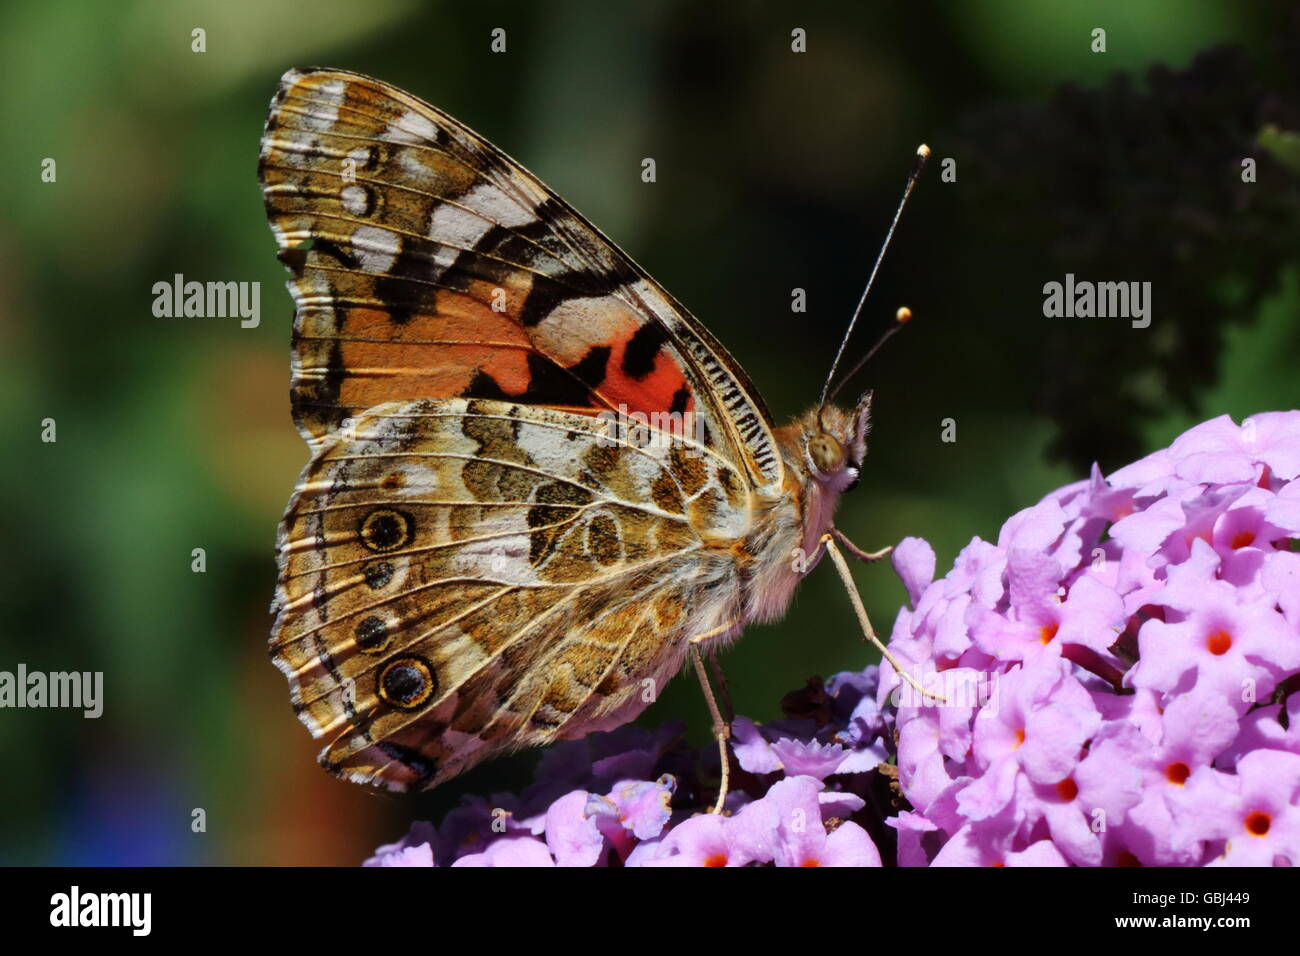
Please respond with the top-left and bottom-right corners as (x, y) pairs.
(688, 622), (737, 815)
(820, 535), (946, 703)
(707, 650), (735, 723)
(830, 527), (893, 562)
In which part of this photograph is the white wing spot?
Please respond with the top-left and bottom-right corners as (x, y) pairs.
(352, 226), (401, 273)
(385, 109), (440, 145)
(461, 183), (538, 229)
(399, 150), (432, 178)
(301, 78), (346, 132)
(341, 185), (369, 215)
(515, 421), (580, 472)
(531, 295), (637, 366)
(428, 202), (493, 267)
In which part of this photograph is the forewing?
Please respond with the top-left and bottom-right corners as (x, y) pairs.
(259, 67), (783, 487)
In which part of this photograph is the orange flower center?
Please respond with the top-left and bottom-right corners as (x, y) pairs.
(1231, 530), (1256, 549)
(1206, 630), (1232, 655)
(703, 853), (728, 867)
(1014, 728), (1026, 749)
(800, 859), (821, 867)
(1039, 623), (1059, 645)
(1165, 762), (1191, 785)
(1056, 777), (1079, 802)
(1245, 811), (1271, 837)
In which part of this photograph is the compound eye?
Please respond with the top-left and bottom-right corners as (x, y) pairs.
(808, 433), (845, 474)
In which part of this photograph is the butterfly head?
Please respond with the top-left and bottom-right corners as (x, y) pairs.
(797, 391), (872, 494)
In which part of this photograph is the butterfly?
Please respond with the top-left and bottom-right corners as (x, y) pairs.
(261, 67), (928, 797)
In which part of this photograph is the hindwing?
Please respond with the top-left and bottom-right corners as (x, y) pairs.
(271, 398), (749, 789)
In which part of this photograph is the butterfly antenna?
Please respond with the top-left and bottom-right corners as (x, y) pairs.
(818, 144), (930, 406)
(828, 306), (912, 401)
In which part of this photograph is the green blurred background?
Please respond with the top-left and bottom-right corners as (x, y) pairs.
(3, 0), (1299, 864)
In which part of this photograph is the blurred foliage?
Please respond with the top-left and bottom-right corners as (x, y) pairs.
(1, 0), (1297, 864)
(951, 45), (1300, 468)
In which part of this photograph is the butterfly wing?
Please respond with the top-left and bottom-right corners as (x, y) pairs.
(273, 398), (748, 790)
(261, 69), (789, 790)
(259, 67), (782, 488)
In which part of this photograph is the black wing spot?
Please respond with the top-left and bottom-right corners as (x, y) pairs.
(465, 352), (597, 408)
(359, 508), (415, 552)
(377, 655), (438, 711)
(307, 236), (359, 270)
(568, 345), (612, 390)
(371, 247), (437, 326)
(670, 387), (691, 415)
(622, 322), (668, 379)
(354, 615), (391, 654)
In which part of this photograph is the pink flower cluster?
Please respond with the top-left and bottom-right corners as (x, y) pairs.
(366, 686), (889, 868)
(365, 412), (1300, 866)
(887, 412), (1300, 865)
(365, 714), (886, 867)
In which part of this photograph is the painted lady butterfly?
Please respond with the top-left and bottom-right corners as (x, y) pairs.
(260, 68), (927, 801)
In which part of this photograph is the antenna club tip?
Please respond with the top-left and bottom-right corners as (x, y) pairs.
(917, 144), (931, 159)
(896, 306), (913, 324)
